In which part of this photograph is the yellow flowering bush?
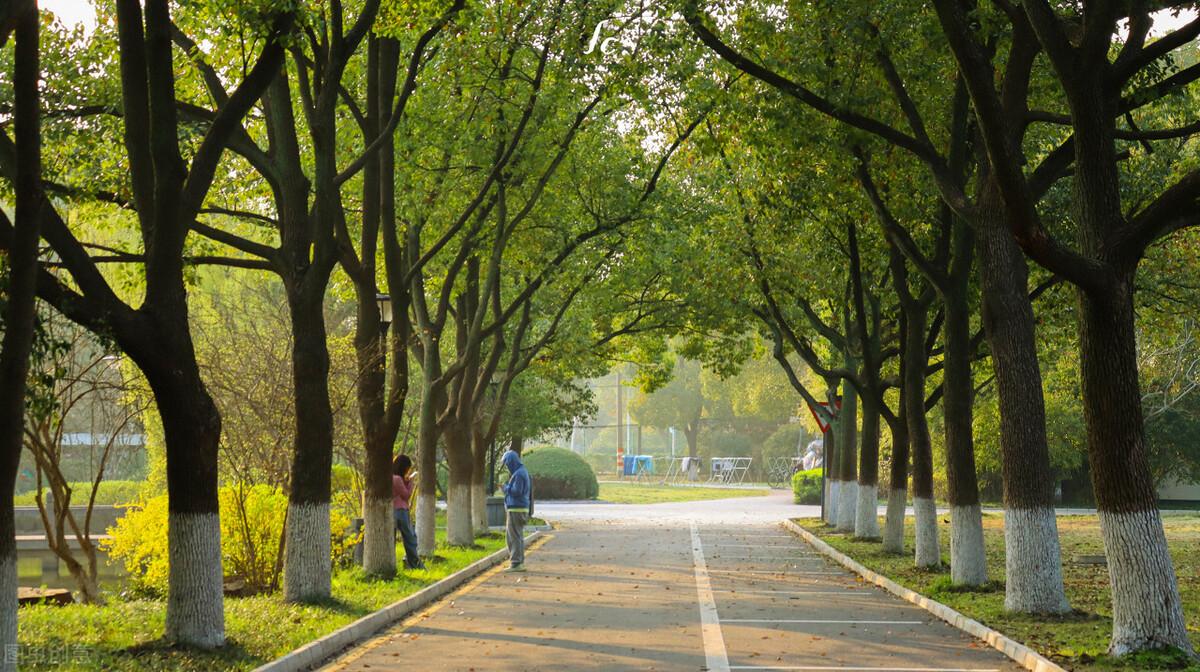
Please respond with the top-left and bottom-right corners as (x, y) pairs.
(105, 485), (362, 596)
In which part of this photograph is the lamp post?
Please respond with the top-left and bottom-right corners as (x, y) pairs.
(375, 293), (392, 366)
(376, 293), (393, 332)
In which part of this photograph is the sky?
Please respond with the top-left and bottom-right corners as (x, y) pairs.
(41, 0), (97, 31)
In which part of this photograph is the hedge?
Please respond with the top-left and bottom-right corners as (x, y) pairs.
(792, 467), (823, 504)
(521, 447), (599, 500)
(13, 480), (143, 507)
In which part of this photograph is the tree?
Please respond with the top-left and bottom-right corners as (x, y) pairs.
(396, 1), (701, 548)
(683, 0), (1070, 612)
(0, 1), (290, 645)
(343, 6), (464, 576)
(0, 2), (44, 661)
(930, 0), (1200, 654)
(629, 357), (705, 460)
(22, 313), (144, 603)
(177, 0), (399, 600)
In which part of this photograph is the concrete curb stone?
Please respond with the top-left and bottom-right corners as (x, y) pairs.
(782, 519), (1065, 672)
(252, 530), (544, 672)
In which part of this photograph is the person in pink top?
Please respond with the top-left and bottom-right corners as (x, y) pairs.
(392, 454), (424, 569)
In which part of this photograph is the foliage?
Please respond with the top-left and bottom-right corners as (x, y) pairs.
(12, 480), (141, 507)
(330, 464), (363, 521)
(192, 273), (364, 491)
(792, 468), (822, 505)
(18, 532), (505, 671)
(105, 485), (359, 597)
(521, 447), (599, 500)
(102, 496), (170, 598)
(219, 485), (287, 594)
(760, 424), (806, 463)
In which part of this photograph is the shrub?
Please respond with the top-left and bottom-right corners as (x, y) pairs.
(220, 484), (288, 593)
(521, 448), (598, 500)
(106, 484), (359, 597)
(13, 480), (143, 506)
(792, 467), (823, 505)
(103, 496), (170, 597)
(330, 463), (362, 519)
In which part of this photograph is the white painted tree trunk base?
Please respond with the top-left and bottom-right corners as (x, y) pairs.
(470, 483), (487, 536)
(445, 483), (474, 546)
(284, 502), (331, 603)
(361, 496), (395, 577)
(0, 554), (16, 672)
(1003, 507), (1070, 614)
(416, 492), (436, 557)
(882, 488), (906, 553)
(826, 480), (840, 525)
(1099, 509), (1194, 656)
(913, 497), (940, 568)
(836, 480), (858, 532)
(854, 483), (880, 539)
(949, 504), (987, 586)
(165, 512), (224, 648)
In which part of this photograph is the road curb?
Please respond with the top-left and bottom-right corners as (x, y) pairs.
(781, 519), (1065, 672)
(252, 530), (544, 672)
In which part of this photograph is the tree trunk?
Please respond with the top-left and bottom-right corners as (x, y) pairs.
(1, 13), (42, 663)
(0, 508), (14, 672)
(415, 378), (440, 557)
(903, 299), (939, 568)
(943, 287), (986, 585)
(283, 287), (334, 602)
(470, 428), (489, 535)
(442, 423), (475, 546)
(353, 282), (397, 578)
(146, 346), (226, 646)
(823, 425), (838, 525)
(855, 395), (881, 540)
(975, 195), (1070, 613)
(883, 326), (910, 554)
(836, 382), (858, 532)
(47, 522), (103, 604)
(1080, 278), (1191, 655)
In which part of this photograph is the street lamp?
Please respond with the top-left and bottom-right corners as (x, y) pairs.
(375, 293), (393, 332)
(376, 293), (392, 372)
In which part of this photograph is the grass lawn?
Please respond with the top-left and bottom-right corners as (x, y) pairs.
(597, 481), (770, 505)
(17, 529), (506, 671)
(797, 514), (1200, 672)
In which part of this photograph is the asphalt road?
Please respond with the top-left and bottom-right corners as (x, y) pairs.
(321, 492), (1020, 672)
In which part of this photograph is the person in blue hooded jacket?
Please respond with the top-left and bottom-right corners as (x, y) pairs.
(501, 450), (531, 572)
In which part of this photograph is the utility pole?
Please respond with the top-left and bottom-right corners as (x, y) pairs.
(616, 371), (625, 475)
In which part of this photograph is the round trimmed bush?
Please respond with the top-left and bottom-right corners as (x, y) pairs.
(792, 467), (823, 505)
(522, 447), (599, 500)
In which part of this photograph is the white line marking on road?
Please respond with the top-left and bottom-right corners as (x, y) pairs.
(707, 569), (842, 576)
(722, 619), (923, 624)
(710, 556), (825, 561)
(711, 544), (813, 548)
(729, 666), (1000, 671)
(707, 535), (795, 539)
(691, 522), (730, 672)
(712, 589), (860, 596)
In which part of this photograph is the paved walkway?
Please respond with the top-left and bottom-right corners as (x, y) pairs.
(322, 492), (1020, 672)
